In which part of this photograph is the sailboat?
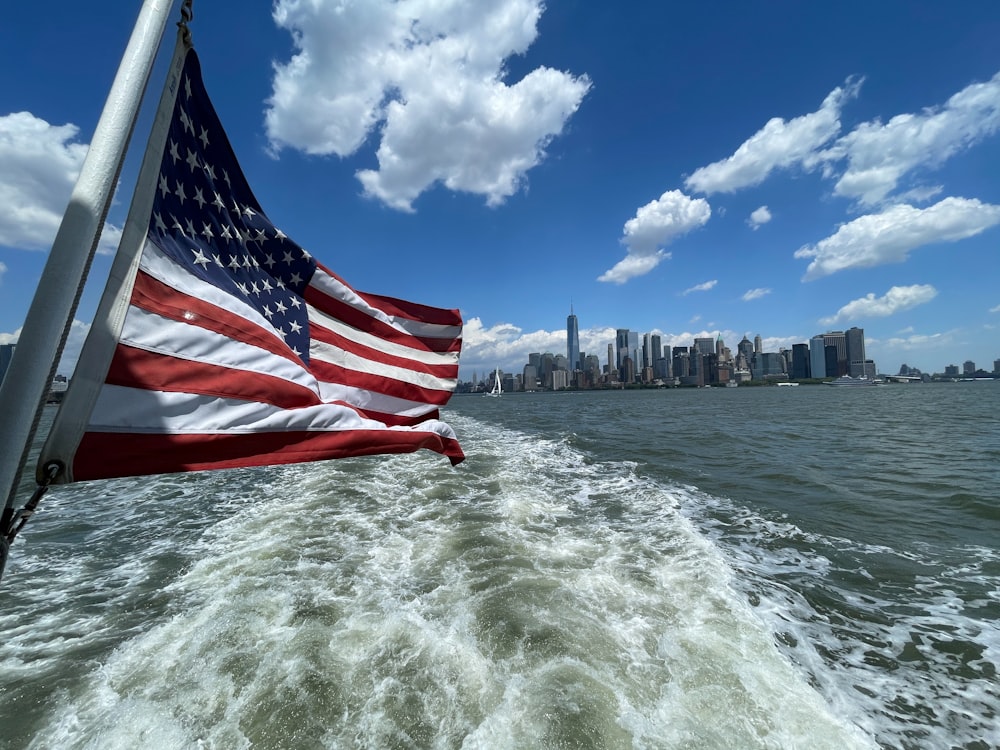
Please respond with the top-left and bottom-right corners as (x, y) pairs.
(487, 368), (502, 397)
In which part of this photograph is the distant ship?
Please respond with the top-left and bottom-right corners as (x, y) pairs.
(825, 375), (879, 386)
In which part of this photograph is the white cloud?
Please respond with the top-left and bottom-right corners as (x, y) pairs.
(795, 197), (1000, 280)
(819, 284), (938, 325)
(826, 71), (1000, 206)
(990, 304), (1000, 313)
(0, 112), (85, 251)
(682, 279), (717, 295)
(742, 287), (772, 301)
(267, 0), (591, 211)
(599, 190), (711, 284)
(0, 327), (18, 345)
(0, 112), (122, 254)
(684, 79), (861, 194)
(747, 205), (772, 230)
(0, 261), (6, 284)
(880, 331), (955, 351)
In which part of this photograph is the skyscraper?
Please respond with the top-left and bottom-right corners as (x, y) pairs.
(809, 335), (826, 378)
(823, 331), (848, 376)
(616, 329), (630, 369)
(845, 326), (866, 376)
(693, 337), (714, 358)
(792, 343), (810, 379)
(566, 306), (580, 373)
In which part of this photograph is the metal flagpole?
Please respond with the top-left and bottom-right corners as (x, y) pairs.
(0, 0), (176, 555)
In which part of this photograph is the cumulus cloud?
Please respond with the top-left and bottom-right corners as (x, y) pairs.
(795, 197), (1000, 280)
(266, 0), (591, 211)
(684, 78), (861, 194)
(819, 284), (938, 325)
(747, 205), (772, 230)
(825, 71), (1000, 206)
(682, 279), (717, 295)
(0, 260), (6, 284)
(990, 304), (1000, 313)
(0, 112), (122, 254)
(599, 190), (711, 284)
(880, 330), (955, 351)
(742, 287), (772, 301)
(0, 327), (18, 345)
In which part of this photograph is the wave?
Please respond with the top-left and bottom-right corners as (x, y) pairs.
(1, 412), (880, 749)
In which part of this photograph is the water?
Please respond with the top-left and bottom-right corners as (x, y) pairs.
(1, 383), (997, 748)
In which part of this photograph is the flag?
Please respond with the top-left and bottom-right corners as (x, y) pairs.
(44, 48), (464, 482)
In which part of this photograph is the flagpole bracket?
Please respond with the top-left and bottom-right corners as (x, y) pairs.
(1, 461), (61, 550)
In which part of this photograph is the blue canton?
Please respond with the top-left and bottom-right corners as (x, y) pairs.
(148, 51), (316, 364)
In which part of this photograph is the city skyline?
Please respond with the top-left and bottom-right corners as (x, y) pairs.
(3, 4), (1000, 383)
(456, 308), (995, 385)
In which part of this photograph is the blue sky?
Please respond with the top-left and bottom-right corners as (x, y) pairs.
(2, 1), (1000, 381)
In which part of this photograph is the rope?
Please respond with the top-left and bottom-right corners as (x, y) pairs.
(178, 0), (194, 46)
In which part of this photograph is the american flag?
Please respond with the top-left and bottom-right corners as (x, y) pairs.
(63, 49), (464, 480)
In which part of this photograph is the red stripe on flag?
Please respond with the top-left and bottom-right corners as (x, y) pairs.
(73, 428), (465, 480)
(304, 284), (462, 354)
(131, 271), (300, 365)
(106, 345), (323, 409)
(313, 263), (462, 327)
(309, 358), (455, 406)
(308, 321), (459, 379)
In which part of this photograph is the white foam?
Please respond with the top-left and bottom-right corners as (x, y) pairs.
(10, 412), (886, 748)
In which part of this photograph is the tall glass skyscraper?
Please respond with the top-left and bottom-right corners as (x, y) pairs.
(566, 307), (580, 372)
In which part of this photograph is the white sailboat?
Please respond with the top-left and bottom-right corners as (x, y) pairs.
(487, 368), (502, 397)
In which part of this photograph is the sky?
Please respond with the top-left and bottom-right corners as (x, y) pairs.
(2, 1), (1000, 382)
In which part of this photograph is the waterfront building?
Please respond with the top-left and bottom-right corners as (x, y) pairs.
(963, 360), (976, 375)
(621, 356), (635, 384)
(693, 337), (714, 358)
(551, 369), (570, 391)
(567, 308), (579, 375)
(738, 336), (754, 362)
(994, 359), (1000, 374)
(615, 329), (630, 369)
(754, 334), (762, 354)
(607, 344), (615, 381)
(756, 352), (785, 380)
(809, 335), (827, 378)
(846, 326), (867, 376)
(522, 364), (538, 391)
(823, 332), (848, 376)
(945, 364), (959, 377)
(673, 348), (690, 378)
(792, 343), (810, 379)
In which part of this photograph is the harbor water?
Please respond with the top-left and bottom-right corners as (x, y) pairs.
(1, 383), (997, 748)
